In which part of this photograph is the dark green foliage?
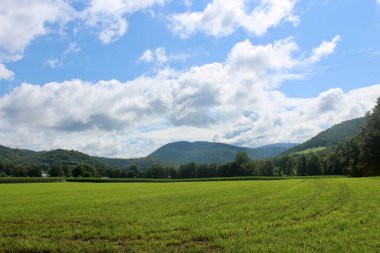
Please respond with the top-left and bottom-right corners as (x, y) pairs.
(98, 156), (176, 170)
(0, 177), (65, 183)
(178, 162), (197, 178)
(144, 164), (169, 179)
(309, 154), (322, 175)
(358, 98), (380, 176)
(255, 159), (274, 176)
(148, 141), (297, 165)
(195, 164), (218, 178)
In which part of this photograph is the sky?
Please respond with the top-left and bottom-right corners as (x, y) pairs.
(0, 0), (380, 158)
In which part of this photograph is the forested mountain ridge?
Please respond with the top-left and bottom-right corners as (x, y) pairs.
(284, 117), (366, 154)
(147, 141), (298, 165)
(0, 147), (110, 170)
(0, 141), (297, 174)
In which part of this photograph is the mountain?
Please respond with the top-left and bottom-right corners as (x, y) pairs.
(0, 141), (298, 171)
(147, 141), (298, 165)
(0, 146), (109, 170)
(97, 156), (177, 170)
(285, 117), (366, 154)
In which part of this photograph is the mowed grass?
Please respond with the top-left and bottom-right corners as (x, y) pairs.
(0, 178), (379, 252)
(293, 146), (327, 155)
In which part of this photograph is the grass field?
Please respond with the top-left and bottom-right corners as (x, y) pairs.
(293, 146), (327, 155)
(0, 178), (379, 252)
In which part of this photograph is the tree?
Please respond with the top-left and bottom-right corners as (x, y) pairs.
(335, 138), (361, 176)
(127, 165), (139, 178)
(307, 154), (322, 175)
(27, 165), (42, 177)
(297, 155), (308, 176)
(145, 164), (167, 178)
(178, 162), (197, 178)
(255, 159), (274, 176)
(49, 164), (65, 177)
(358, 97), (380, 176)
(13, 165), (27, 177)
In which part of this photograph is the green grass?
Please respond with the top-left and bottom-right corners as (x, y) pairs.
(0, 176), (345, 184)
(65, 176), (344, 183)
(0, 178), (379, 252)
(293, 146), (327, 155)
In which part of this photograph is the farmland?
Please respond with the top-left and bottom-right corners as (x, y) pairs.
(0, 178), (379, 252)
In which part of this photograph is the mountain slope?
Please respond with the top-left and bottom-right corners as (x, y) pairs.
(0, 141), (297, 170)
(0, 146), (110, 170)
(285, 117), (366, 154)
(147, 141), (298, 165)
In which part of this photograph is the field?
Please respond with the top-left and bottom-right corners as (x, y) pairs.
(293, 146), (327, 155)
(0, 178), (379, 252)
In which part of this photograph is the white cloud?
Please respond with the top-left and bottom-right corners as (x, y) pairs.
(81, 0), (165, 44)
(44, 58), (60, 69)
(308, 35), (341, 63)
(0, 64), (15, 81)
(139, 48), (168, 64)
(0, 37), (374, 158)
(169, 0), (299, 38)
(0, 0), (74, 61)
(139, 47), (188, 65)
(140, 49), (154, 63)
(0, 0), (165, 65)
(44, 42), (81, 69)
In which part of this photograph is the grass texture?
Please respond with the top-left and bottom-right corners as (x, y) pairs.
(0, 177), (379, 252)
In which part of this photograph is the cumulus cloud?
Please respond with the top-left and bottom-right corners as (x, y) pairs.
(0, 0), (74, 61)
(308, 35), (341, 63)
(0, 64), (15, 80)
(81, 0), (165, 43)
(0, 37), (376, 158)
(0, 0), (164, 64)
(169, 0), (299, 38)
(139, 48), (168, 64)
(139, 47), (188, 65)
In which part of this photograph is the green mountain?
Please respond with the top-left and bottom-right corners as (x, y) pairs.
(97, 156), (177, 170)
(0, 141), (297, 171)
(285, 117), (366, 154)
(0, 145), (109, 170)
(147, 141), (297, 165)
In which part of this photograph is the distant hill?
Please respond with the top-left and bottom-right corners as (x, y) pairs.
(147, 141), (298, 165)
(0, 141), (298, 171)
(97, 156), (177, 170)
(285, 117), (366, 154)
(0, 146), (110, 170)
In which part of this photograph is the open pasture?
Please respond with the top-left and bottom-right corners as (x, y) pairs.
(0, 178), (379, 252)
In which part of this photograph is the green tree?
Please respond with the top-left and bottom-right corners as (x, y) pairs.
(255, 159), (274, 176)
(49, 164), (65, 177)
(307, 154), (322, 175)
(358, 97), (380, 176)
(297, 155), (308, 176)
(178, 162), (197, 178)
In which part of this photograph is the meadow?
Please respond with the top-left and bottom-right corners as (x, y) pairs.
(0, 178), (379, 252)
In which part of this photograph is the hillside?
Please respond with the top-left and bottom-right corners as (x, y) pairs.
(147, 141), (297, 165)
(0, 141), (297, 171)
(97, 156), (177, 170)
(285, 117), (366, 154)
(0, 146), (110, 171)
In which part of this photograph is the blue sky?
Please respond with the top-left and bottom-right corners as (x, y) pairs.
(0, 0), (379, 157)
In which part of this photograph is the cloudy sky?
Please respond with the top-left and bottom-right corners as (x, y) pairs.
(0, 0), (380, 158)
